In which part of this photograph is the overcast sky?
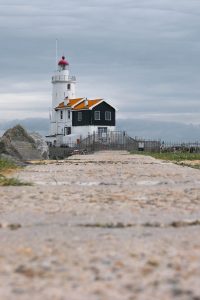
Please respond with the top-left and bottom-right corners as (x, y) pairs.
(1, 0), (200, 124)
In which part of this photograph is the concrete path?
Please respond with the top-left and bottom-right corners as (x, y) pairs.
(0, 151), (200, 300)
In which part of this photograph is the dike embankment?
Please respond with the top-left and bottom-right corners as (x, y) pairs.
(0, 151), (200, 300)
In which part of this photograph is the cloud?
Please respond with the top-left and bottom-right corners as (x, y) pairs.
(0, 0), (200, 128)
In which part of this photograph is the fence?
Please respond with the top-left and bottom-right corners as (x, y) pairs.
(160, 141), (200, 153)
(48, 131), (161, 158)
(77, 131), (161, 153)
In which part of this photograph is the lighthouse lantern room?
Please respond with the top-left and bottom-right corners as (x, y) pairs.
(52, 56), (76, 107)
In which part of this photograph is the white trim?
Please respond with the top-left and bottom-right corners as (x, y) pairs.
(55, 98), (85, 110)
(105, 111), (111, 121)
(78, 111), (82, 121)
(94, 111), (101, 120)
(71, 98), (85, 108)
(89, 99), (104, 110)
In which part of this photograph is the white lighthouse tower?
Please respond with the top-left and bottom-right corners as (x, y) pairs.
(49, 56), (76, 140)
(52, 56), (76, 108)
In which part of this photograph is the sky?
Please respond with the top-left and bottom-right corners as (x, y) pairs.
(0, 0), (200, 124)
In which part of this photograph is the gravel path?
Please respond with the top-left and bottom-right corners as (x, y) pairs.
(0, 151), (200, 300)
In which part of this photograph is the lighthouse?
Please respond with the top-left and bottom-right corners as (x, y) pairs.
(49, 56), (76, 139)
(46, 55), (116, 147)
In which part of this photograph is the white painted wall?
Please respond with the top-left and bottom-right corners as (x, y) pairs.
(47, 120), (116, 147)
(72, 125), (115, 137)
(49, 63), (76, 137)
(52, 70), (76, 108)
(62, 125), (116, 146)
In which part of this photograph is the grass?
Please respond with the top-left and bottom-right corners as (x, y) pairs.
(130, 151), (200, 170)
(0, 158), (31, 186)
(0, 174), (31, 186)
(0, 158), (17, 171)
(130, 151), (200, 162)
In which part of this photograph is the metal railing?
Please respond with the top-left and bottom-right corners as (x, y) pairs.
(52, 75), (76, 82)
(76, 131), (161, 153)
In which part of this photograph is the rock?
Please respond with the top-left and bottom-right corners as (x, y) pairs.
(0, 125), (45, 161)
(30, 132), (49, 159)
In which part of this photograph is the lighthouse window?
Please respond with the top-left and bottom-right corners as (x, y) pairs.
(78, 111), (82, 121)
(94, 111), (100, 120)
(68, 110), (70, 119)
(67, 83), (71, 90)
(60, 110), (63, 120)
(64, 127), (71, 135)
(105, 111), (111, 121)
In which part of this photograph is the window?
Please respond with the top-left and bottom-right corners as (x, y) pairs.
(68, 110), (70, 119)
(64, 127), (71, 135)
(78, 111), (82, 121)
(105, 111), (111, 121)
(67, 83), (71, 90)
(94, 111), (100, 120)
(60, 110), (63, 120)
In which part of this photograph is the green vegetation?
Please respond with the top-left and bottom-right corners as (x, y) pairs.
(0, 158), (31, 186)
(130, 151), (200, 170)
(130, 151), (200, 161)
(0, 158), (17, 171)
(0, 174), (31, 186)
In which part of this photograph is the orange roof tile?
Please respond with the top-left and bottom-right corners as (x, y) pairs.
(69, 98), (84, 107)
(55, 98), (84, 109)
(73, 99), (103, 110)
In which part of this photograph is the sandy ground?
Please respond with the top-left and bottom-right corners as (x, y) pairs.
(0, 151), (200, 300)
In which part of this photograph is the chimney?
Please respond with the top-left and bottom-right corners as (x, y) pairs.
(84, 97), (88, 107)
(64, 96), (69, 106)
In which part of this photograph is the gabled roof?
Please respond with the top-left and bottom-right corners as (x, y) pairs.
(73, 99), (103, 110)
(55, 97), (115, 111)
(55, 98), (84, 110)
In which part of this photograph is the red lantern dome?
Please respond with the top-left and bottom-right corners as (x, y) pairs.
(58, 56), (69, 66)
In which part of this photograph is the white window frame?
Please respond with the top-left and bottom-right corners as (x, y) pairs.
(78, 111), (82, 121)
(105, 111), (111, 121)
(94, 111), (100, 120)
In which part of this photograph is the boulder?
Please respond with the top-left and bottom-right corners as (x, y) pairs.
(0, 125), (46, 161)
(30, 132), (49, 159)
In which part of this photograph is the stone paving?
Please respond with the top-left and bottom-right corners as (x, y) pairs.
(0, 151), (200, 300)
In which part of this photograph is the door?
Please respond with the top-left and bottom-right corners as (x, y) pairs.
(98, 127), (107, 139)
(64, 127), (71, 135)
